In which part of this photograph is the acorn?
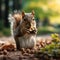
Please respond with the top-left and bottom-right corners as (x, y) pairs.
(20, 48), (26, 54)
(3, 50), (8, 55)
(26, 49), (31, 53)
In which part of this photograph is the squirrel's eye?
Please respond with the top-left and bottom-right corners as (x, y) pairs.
(24, 19), (26, 21)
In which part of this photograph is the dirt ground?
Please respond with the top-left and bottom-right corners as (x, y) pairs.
(0, 35), (59, 60)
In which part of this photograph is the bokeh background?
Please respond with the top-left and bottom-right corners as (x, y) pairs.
(0, 0), (60, 36)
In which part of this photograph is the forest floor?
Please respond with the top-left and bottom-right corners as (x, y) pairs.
(0, 35), (60, 60)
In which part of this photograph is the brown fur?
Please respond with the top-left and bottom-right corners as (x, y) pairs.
(9, 11), (37, 50)
(13, 13), (22, 29)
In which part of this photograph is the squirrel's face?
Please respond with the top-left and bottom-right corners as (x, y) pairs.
(23, 14), (35, 29)
(21, 11), (37, 34)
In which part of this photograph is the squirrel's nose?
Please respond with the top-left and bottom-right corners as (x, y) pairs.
(29, 27), (37, 34)
(30, 29), (37, 34)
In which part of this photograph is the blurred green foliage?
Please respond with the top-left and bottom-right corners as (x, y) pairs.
(0, 20), (4, 30)
(0, 0), (60, 36)
(0, 19), (11, 36)
(0, 28), (11, 37)
(2, 28), (11, 36)
(40, 33), (60, 56)
(37, 26), (60, 35)
(22, 0), (60, 18)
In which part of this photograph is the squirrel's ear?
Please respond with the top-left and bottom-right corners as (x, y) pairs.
(22, 11), (25, 18)
(31, 10), (35, 15)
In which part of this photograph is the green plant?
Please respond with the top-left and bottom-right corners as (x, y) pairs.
(51, 33), (60, 43)
(39, 33), (60, 57)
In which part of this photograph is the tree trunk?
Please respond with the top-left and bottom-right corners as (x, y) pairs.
(4, 0), (9, 27)
(13, 0), (22, 10)
(0, 0), (2, 19)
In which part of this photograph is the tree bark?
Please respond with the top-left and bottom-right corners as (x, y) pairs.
(4, 0), (9, 27)
(13, 0), (22, 10)
(0, 0), (2, 19)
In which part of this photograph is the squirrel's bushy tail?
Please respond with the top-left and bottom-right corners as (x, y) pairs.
(8, 10), (21, 36)
(8, 13), (15, 36)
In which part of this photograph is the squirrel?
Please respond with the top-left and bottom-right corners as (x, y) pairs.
(8, 10), (37, 50)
